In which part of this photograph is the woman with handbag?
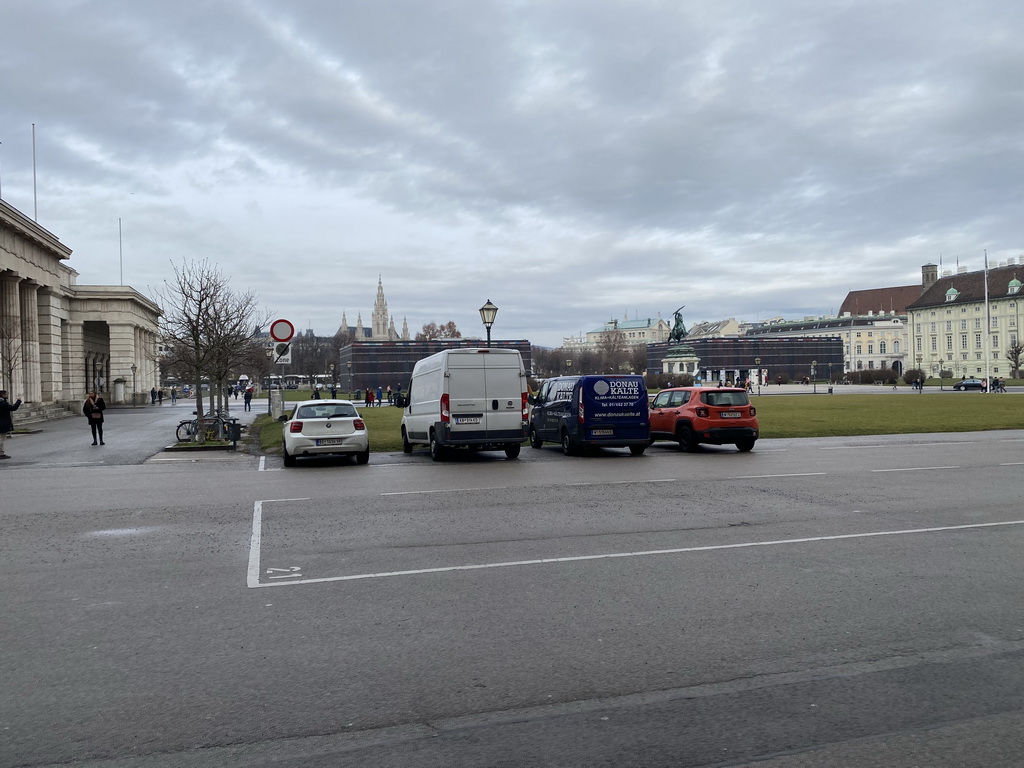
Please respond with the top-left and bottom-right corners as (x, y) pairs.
(83, 391), (106, 445)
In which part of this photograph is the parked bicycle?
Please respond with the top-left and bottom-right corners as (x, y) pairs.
(175, 410), (231, 443)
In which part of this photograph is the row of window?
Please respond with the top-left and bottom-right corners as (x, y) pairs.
(853, 341), (898, 354)
(915, 333), (1018, 352)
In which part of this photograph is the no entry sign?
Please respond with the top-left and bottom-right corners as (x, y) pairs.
(269, 318), (295, 343)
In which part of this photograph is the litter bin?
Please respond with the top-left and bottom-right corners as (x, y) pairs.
(226, 421), (241, 443)
(828, 386), (833, 394)
(354, 389), (361, 401)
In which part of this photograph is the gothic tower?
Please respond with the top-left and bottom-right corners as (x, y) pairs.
(372, 276), (390, 340)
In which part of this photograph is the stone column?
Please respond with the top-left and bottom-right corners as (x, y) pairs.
(108, 323), (138, 405)
(37, 288), (65, 402)
(65, 321), (85, 396)
(0, 273), (24, 395)
(20, 281), (41, 402)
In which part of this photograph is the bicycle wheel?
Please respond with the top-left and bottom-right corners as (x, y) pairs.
(176, 421), (195, 442)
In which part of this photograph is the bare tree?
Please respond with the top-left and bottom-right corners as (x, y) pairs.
(157, 260), (269, 440)
(292, 331), (333, 389)
(598, 329), (628, 373)
(0, 316), (25, 395)
(416, 321), (462, 341)
(1006, 342), (1024, 378)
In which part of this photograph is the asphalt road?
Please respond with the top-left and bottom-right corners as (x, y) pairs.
(2, 400), (1022, 767)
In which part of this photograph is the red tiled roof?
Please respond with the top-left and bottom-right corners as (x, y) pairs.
(839, 285), (922, 315)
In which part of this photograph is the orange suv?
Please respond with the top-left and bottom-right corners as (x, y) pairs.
(649, 387), (758, 452)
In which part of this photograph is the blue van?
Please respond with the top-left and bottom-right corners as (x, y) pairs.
(527, 375), (649, 456)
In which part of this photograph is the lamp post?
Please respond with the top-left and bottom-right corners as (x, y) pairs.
(130, 363), (137, 407)
(329, 363), (336, 397)
(754, 357), (761, 395)
(811, 360), (817, 394)
(479, 300), (498, 347)
(828, 362), (833, 391)
(346, 360), (352, 397)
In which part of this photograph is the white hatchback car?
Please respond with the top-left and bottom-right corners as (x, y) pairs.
(282, 399), (369, 467)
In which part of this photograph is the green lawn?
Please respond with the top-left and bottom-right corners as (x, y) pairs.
(753, 393), (1022, 438)
(251, 391), (1022, 454)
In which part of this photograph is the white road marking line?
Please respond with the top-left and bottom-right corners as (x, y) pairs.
(259, 456), (266, 471)
(246, 498), (311, 589)
(382, 486), (511, 496)
(734, 472), (827, 479)
(249, 519), (1024, 588)
(870, 466), (959, 473)
(1000, 462), (1024, 466)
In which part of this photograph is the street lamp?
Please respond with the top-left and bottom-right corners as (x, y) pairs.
(346, 360), (352, 396)
(811, 360), (817, 394)
(479, 300), (498, 347)
(329, 363), (336, 396)
(130, 363), (137, 408)
(754, 357), (761, 395)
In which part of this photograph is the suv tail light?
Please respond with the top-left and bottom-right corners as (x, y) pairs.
(695, 407), (709, 418)
(440, 393), (450, 423)
(289, 421), (304, 433)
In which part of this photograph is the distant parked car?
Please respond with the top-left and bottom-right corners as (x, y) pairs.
(282, 399), (369, 467)
(285, 383), (299, 390)
(953, 378), (985, 391)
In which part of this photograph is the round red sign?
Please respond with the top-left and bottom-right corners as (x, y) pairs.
(269, 318), (295, 343)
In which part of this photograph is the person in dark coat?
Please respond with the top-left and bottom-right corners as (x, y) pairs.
(83, 390), (106, 445)
(0, 390), (23, 459)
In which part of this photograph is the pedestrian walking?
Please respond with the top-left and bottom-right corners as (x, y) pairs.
(158, 389), (164, 404)
(150, 387), (157, 404)
(386, 384), (392, 404)
(170, 387), (178, 404)
(376, 385), (383, 406)
(243, 387), (253, 412)
(83, 390), (106, 445)
(367, 388), (375, 407)
(0, 390), (23, 460)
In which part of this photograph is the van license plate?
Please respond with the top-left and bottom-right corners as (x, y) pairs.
(316, 438), (346, 446)
(721, 412), (741, 419)
(455, 417), (480, 425)
(592, 429), (613, 436)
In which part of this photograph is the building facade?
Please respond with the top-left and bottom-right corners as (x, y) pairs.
(564, 313), (671, 349)
(0, 199), (160, 407)
(907, 260), (1024, 380)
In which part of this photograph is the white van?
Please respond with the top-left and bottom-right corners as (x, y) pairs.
(401, 348), (528, 461)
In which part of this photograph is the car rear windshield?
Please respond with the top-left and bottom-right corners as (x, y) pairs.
(297, 404), (358, 419)
(703, 391), (749, 407)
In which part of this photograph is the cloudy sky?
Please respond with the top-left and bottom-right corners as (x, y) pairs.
(2, 1), (1022, 346)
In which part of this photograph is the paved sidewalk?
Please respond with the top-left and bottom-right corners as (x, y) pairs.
(1, 397), (265, 468)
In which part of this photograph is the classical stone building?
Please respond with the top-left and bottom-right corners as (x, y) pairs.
(564, 313), (671, 349)
(0, 199), (160, 407)
(907, 259), (1024, 380)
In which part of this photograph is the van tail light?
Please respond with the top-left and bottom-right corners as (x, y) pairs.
(289, 421), (304, 433)
(695, 407), (709, 418)
(440, 393), (450, 423)
(521, 392), (529, 422)
(578, 397), (585, 424)
(353, 419), (365, 431)
(749, 406), (756, 417)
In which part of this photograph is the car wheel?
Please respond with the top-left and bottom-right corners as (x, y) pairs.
(402, 428), (413, 454)
(678, 426), (699, 452)
(505, 444), (521, 459)
(529, 426), (543, 449)
(629, 444), (646, 456)
(429, 431), (445, 462)
(356, 448), (370, 464)
(283, 445), (296, 467)
(561, 431), (576, 456)
(736, 439), (755, 452)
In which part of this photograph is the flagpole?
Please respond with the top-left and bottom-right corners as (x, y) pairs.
(984, 250), (991, 391)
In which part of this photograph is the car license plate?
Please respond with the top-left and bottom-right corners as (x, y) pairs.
(720, 411), (741, 419)
(316, 438), (346, 446)
(592, 428), (613, 435)
(455, 417), (480, 425)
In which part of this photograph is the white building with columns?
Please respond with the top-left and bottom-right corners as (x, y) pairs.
(1, 198), (161, 407)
